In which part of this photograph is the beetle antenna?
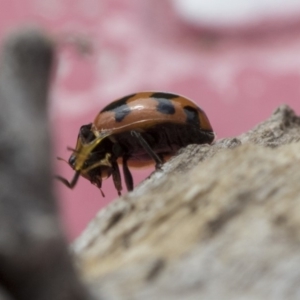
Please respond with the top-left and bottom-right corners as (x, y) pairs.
(55, 171), (80, 189)
(57, 156), (69, 164)
(67, 146), (77, 152)
(100, 189), (105, 197)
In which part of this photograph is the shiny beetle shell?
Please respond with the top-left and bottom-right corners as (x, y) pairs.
(56, 91), (214, 196)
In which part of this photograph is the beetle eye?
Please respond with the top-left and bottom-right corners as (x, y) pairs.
(79, 123), (95, 143)
(68, 155), (76, 167)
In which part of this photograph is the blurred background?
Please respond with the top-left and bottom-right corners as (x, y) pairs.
(1, 0), (300, 240)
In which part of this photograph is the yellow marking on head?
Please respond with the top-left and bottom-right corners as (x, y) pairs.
(82, 153), (112, 174)
(73, 133), (110, 172)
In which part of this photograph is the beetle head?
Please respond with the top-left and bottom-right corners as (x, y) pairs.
(56, 124), (112, 196)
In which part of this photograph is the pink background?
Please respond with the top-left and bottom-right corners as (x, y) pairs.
(1, 0), (300, 240)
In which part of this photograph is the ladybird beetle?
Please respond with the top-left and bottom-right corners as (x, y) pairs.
(56, 92), (214, 196)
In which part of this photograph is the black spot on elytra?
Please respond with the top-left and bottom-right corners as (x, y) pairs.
(150, 92), (179, 99)
(184, 106), (200, 127)
(155, 98), (175, 115)
(115, 106), (131, 122)
(101, 94), (136, 112)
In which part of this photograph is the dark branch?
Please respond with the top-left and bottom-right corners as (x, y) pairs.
(0, 28), (91, 300)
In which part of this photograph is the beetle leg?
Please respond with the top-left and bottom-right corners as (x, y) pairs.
(131, 130), (163, 169)
(111, 160), (122, 196)
(112, 142), (124, 157)
(55, 171), (80, 189)
(92, 177), (105, 197)
(122, 156), (134, 191)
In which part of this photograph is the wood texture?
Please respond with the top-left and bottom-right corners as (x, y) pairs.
(74, 105), (300, 300)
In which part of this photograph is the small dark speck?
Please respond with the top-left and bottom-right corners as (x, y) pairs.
(146, 258), (166, 281)
(273, 214), (287, 226)
(103, 211), (125, 234)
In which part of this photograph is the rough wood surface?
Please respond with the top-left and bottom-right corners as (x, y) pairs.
(74, 105), (300, 300)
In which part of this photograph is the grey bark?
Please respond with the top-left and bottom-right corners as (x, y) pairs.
(0, 28), (91, 300)
(74, 105), (300, 300)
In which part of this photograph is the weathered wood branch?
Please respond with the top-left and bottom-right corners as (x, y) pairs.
(0, 29), (91, 300)
(74, 105), (300, 300)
